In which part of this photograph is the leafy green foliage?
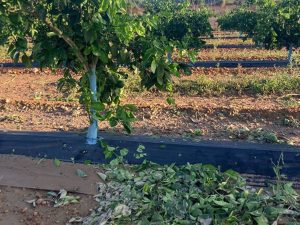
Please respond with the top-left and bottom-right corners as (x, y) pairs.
(218, 9), (258, 37)
(230, 127), (287, 144)
(76, 169), (88, 178)
(77, 151), (300, 224)
(144, 0), (213, 49)
(143, 0), (189, 13)
(0, 0), (198, 134)
(53, 158), (61, 167)
(218, 0), (300, 50)
(163, 9), (213, 48)
(48, 189), (80, 208)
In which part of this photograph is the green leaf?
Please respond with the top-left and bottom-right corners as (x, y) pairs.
(113, 204), (131, 218)
(167, 97), (175, 105)
(190, 207), (202, 217)
(176, 220), (190, 225)
(54, 158), (61, 167)
(224, 169), (240, 179)
(156, 64), (164, 86)
(46, 32), (57, 37)
(138, 218), (151, 225)
(151, 60), (157, 73)
(98, 51), (109, 64)
(83, 47), (92, 56)
(76, 169), (88, 178)
(109, 117), (118, 127)
(84, 160), (92, 165)
(92, 102), (105, 111)
(151, 212), (164, 222)
(122, 122), (132, 134)
(103, 145), (116, 159)
(213, 200), (230, 207)
(97, 172), (107, 181)
(99, 0), (110, 12)
(124, 104), (137, 112)
(91, 45), (108, 63)
(120, 148), (129, 157)
(137, 145), (145, 153)
(255, 215), (268, 225)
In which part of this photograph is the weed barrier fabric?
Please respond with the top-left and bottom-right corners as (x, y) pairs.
(0, 131), (300, 178)
(201, 36), (248, 40)
(203, 44), (257, 49)
(0, 62), (40, 68)
(1, 60), (297, 69)
(191, 60), (294, 68)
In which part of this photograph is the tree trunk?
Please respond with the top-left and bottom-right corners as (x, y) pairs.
(288, 45), (293, 64)
(167, 52), (172, 63)
(86, 66), (98, 145)
(221, 0), (226, 8)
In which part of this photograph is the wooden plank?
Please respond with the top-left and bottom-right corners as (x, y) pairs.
(0, 131), (300, 178)
(0, 155), (101, 195)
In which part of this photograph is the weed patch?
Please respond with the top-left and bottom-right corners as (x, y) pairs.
(228, 127), (293, 144)
(175, 74), (300, 96)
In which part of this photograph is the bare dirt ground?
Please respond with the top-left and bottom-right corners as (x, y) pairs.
(0, 186), (96, 225)
(0, 68), (299, 145)
(0, 155), (100, 225)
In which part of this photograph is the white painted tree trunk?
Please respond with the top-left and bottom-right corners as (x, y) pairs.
(167, 52), (172, 63)
(288, 45), (293, 64)
(86, 66), (98, 145)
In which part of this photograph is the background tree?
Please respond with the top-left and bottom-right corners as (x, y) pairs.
(144, 0), (213, 50)
(217, 8), (258, 37)
(0, 0), (191, 144)
(218, 0), (300, 63)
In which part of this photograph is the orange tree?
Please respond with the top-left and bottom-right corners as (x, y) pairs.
(144, 0), (213, 49)
(218, 0), (300, 62)
(0, 0), (196, 144)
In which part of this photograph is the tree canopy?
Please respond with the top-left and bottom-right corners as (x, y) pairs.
(218, 0), (300, 50)
(0, 0), (206, 144)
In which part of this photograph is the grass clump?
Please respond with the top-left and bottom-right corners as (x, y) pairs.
(123, 72), (300, 97)
(229, 127), (293, 144)
(176, 74), (300, 96)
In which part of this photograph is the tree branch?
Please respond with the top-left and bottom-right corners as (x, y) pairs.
(44, 19), (89, 71)
(27, 1), (90, 71)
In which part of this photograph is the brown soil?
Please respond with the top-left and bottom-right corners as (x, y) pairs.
(0, 186), (96, 225)
(0, 155), (100, 225)
(0, 69), (299, 145)
(0, 155), (102, 195)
